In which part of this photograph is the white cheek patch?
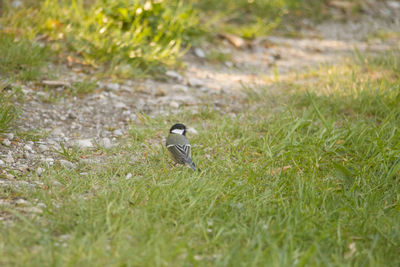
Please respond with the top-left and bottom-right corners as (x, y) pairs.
(171, 129), (184, 135)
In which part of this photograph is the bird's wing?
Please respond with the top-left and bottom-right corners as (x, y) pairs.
(167, 144), (191, 164)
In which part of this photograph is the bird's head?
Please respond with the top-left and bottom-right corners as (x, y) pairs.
(170, 123), (186, 136)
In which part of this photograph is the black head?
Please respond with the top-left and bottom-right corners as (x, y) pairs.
(169, 123), (186, 136)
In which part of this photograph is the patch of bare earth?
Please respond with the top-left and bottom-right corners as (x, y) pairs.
(1, 0), (399, 220)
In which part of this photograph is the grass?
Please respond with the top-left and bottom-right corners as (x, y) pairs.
(0, 0), (333, 77)
(1, 0), (201, 76)
(205, 49), (233, 64)
(0, 34), (51, 81)
(1, 52), (400, 265)
(0, 81), (22, 134)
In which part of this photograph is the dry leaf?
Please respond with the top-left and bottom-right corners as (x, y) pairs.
(270, 165), (291, 175)
(329, 1), (355, 11)
(344, 242), (356, 259)
(219, 33), (246, 48)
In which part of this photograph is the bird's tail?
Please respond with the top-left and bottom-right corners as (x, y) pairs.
(187, 158), (201, 172)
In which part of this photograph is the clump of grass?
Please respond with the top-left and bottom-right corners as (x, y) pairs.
(0, 82), (22, 134)
(2, 0), (201, 75)
(0, 34), (51, 80)
(69, 80), (97, 97)
(205, 49), (232, 63)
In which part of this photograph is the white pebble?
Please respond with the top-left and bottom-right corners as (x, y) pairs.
(166, 70), (183, 81)
(53, 180), (63, 187)
(37, 167), (43, 177)
(194, 48), (206, 58)
(59, 159), (75, 169)
(6, 133), (14, 140)
(100, 138), (112, 149)
(113, 129), (123, 136)
(169, 101), (180, 108)
(75, 139), (93, 149)
(2, 139), (11, 146)
(38, 144), (49, 152)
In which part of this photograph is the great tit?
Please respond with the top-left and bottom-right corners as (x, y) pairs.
(166, 123), (200, 172)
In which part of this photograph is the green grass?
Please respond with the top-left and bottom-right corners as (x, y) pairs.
(1, 0), (201, 76)
(0, 82), (22, 134)
(1, 52), (400, 265)
(1, 0), (333, 76)
(0, 34), (51, 80)
(205, 49), (233, 64)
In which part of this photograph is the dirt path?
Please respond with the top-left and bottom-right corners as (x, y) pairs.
(1, 4), (399, 185)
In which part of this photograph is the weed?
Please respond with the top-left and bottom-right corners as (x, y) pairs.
(0, 34), (51, 81)
(0, 82), (22, 134)
(205, 49), (232, 63)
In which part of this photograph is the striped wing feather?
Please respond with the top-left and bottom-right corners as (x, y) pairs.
(167, 144), (191, 164)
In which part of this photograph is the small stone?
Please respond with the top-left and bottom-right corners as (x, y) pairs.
(194, 255), (202, 261)
(59, 159), (75, 169)
(113, 129), (123, 137)
(6, 133), (14, 140)
(0, 160), (4, 166)
(172, 85), (189, 92)
(120, 85), (131, 92)
(11, 0), (23, 8)
(38, 144), (49, 152)
(166, 70), (183, 81)
(126, 173), (132, 180)
(100, 138), (112, 149)
(59, 234), (71, 241)
(130, 114), (137, 121)
(5, 173), (14, 179)
(114, 102), (127, 109)
(67, 112), (77, 120)
(37, 203), (47, 209)
(52, 127), (65, 137)
(23, 207), (42, 214)
(18, 164), (29, 172)
(155, 87), (166, 97)
(188, 78), (204, 88)
(44, 158), (54, 165)
(24, 151), (36, 160)
(2, 139), (11, 146)
(24, 144), (33, 152)
(169, 101), (180, 108)
(4, 154), (14, 164)
(105, 83), (120, 91)
(75, 139), (93, 148)
(27, 141), (34, 146)
(388, 1), (400, 9)
(53, 180), (63, 187)
(194, 48), (206, 58)
(224, 61), (233, 68)
(15, 199), (29, 206)
(37, 167), (43, 177)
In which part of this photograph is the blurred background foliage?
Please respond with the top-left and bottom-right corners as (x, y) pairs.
(0, 0), (331, 75)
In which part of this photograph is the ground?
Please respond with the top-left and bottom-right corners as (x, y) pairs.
(0, 1), (400, 265)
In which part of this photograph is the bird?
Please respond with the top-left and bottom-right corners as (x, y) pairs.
(166, 123), (200, 172)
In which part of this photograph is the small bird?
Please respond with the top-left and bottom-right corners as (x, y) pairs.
(166, 123), (200, 171)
